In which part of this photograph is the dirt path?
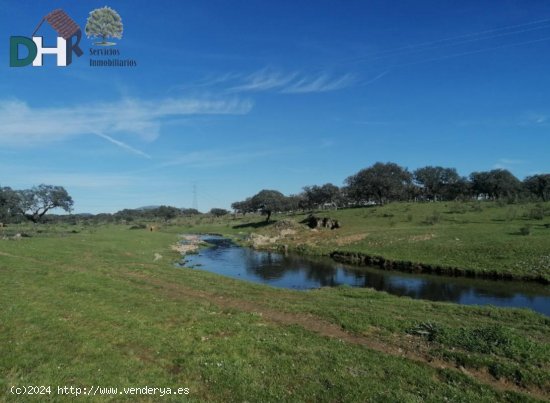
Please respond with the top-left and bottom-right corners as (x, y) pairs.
(125, 271), (548, 401)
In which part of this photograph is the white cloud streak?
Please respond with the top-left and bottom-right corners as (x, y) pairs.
(281, 73), (356, 93)
(0, 97), (253, 147)
(228, 69), (299, 92)
(222, 68), (357, 94)
(92, 131), (152, 159)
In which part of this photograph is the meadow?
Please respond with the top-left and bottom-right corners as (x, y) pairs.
(0, 201), (549, 402)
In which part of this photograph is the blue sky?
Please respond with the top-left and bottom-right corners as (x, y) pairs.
(1, 0), (549, 213)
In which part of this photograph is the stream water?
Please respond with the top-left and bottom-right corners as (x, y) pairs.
(180, 235), (550, 316)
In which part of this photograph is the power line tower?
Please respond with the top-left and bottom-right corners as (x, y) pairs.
(192, 182), (198, 211)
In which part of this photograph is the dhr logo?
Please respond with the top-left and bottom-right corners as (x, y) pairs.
(10, 9), (83, 67)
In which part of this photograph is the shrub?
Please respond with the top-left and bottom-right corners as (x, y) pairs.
(519, 225), (531, 236)
(505, 207), (517, 221)
(406, 322), (443, 342)
(424, 211), (441, 225)
(528, 206), (544, 220)
(452, 326), (513, 355)
(449, 202), (467, 214)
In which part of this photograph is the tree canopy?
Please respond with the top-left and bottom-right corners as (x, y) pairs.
(16, 184), (74, 223)
(470, 169), (522, 199)
(302, 183), (341, 209)
(0, 186), (19, 222)
(414, 166), (461, 201)
(523, 174), (550, 202)
(345, 162), (412, 204)
(210, 208), (230, 217)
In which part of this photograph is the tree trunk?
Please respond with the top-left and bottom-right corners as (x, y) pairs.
(24, 214), (38, 224)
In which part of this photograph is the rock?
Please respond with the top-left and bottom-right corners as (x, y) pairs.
(154, 253), (163, 261)
(273, 219), (297, 230)
(303, 214), (340, 230)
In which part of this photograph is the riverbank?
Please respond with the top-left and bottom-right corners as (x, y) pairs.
(182, 234), (550, 316)
(170, 234), (203, 254)
(329, 251), (550, 284)
(183, 201), (550, 283)
(0, 224), (548, 401)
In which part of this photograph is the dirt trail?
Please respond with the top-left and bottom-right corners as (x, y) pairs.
(125, 271), (548, 401)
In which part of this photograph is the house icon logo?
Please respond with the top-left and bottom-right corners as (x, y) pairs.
(10, 9), (83, 67)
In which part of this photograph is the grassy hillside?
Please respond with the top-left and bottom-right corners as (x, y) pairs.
(0, 223), (548, 401)
(183, 201), (550, 282)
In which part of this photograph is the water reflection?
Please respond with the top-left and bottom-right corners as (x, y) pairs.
(181, 236), (550, 316)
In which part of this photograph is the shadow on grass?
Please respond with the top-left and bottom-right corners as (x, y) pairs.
(519, 223), (550, 232)
(233, 220), (276, 229)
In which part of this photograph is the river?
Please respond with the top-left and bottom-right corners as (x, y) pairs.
(180, 235), (550, 316)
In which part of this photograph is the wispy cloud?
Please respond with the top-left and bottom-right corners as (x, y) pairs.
(195, 68), (359, 94)
(458, 111), (550, 128)
(228, 69), (299, 92)
(92, 131), (152, 159)
(0, 96), (253, 147)
(169, 72), (243, 92)
(361, 71), (389, 86)
(518, 111), (549, 126)
(281, 73), (355, 93)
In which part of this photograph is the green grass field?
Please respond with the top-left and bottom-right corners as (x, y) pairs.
(0, 211), (549, 401)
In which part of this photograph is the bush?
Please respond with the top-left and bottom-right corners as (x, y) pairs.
(519, 225), (531, 236)
(423, 211), (441, 225)
(406, 322), (442, 342)
(449, 202), (467, 214)
(528, 206), (544, 220)
(505, 207), (517, 221)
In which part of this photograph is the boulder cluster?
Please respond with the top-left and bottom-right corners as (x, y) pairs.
(304, 215), (340, 230)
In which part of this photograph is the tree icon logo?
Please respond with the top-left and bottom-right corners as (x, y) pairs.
(85, 6), (123, 46)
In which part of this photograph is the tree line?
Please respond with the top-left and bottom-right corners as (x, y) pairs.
(0, 184), (208, 224)
(1, 163), (548, 224)
(231, 162), (550, 215)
